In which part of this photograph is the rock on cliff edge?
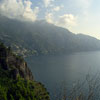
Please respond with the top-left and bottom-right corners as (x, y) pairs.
(0, 43), (34, 80)
(0, 43), (50, 100)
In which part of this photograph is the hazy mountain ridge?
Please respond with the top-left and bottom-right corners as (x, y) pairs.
(0, 15), (100, 56)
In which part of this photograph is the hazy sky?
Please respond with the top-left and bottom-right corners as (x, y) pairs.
(0, 0), (100, 39)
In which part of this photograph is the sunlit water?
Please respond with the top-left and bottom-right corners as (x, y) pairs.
(25, 51), (100, 99)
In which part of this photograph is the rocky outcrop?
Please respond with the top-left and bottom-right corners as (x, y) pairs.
(0, 43), (50, 100)
(0, 43), (33, 80)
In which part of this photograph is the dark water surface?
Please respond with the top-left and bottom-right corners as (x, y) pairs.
(25, 51), (100, 99)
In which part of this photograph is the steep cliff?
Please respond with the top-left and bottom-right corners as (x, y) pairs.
(0, 43), (50, 100)
(0, 43), (33, 80)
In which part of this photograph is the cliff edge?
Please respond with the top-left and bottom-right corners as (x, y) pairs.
(0, 43), (50, 100)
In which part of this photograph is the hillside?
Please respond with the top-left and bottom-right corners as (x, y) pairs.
(0, 15), (100, 56)
(0, 43), (50, 100)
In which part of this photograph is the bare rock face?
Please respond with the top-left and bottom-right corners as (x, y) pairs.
(7, 55), (34, 80)
(0, 43), (34, 80)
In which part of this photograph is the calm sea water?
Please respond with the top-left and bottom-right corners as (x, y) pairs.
(25, 51), (100, 99)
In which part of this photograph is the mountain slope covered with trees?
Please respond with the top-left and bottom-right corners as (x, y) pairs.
(0, 15), (100, 56)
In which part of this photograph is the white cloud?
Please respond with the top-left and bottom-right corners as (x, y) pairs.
(0, 0), (24, 18)
(23, 1), (39, 21)
(57, 14), (77, 28)
(53, 6), (61, 12)
(0, 0), (39, 21)
(45, 13), (77, 29)
(43, 0), (54, 7)
(45, 13), (54, 23)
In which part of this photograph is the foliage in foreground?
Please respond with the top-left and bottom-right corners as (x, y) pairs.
(0, 75), (49, 100)
(0, 43), (50, 100)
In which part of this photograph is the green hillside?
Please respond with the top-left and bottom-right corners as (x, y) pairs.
(0, 43), (50, 100)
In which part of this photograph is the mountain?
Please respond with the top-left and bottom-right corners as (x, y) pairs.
(0, 43), (50, 100)
(0, 15), (100, 56)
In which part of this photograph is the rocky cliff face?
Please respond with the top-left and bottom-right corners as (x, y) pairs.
(0, 43), (33, 80)
(0, 43), (50, 100)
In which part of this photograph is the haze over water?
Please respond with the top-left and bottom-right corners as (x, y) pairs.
(26, 51), (100, 98)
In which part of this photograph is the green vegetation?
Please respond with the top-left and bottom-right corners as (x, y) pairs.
(0, 43), (50, 100)
(0, 75), (49, 100)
